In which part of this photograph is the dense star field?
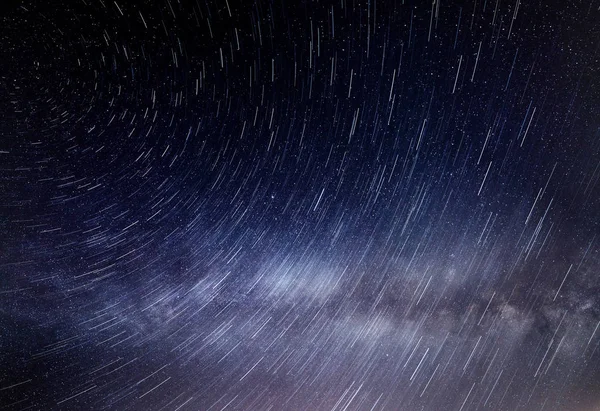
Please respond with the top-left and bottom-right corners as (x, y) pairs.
(2, 0), (600, 409)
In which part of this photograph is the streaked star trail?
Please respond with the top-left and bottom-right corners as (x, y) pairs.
(2, 0), (600, 410)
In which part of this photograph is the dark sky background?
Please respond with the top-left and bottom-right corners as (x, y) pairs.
(2, 0), (600, 410)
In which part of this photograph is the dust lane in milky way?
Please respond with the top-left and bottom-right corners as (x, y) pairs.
(1, 0), (600, 410)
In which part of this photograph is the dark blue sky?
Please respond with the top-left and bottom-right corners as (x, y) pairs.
(2, 0), (600, 409)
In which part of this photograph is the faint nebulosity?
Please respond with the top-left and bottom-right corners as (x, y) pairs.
(1, 0), (600, 410)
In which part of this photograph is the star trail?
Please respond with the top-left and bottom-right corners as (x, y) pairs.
(2, 0), (600, 410)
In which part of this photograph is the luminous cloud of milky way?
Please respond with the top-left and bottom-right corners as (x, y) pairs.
(1, 0), (600, 410)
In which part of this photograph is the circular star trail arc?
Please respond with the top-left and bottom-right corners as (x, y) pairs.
(2, 0), (600, 410)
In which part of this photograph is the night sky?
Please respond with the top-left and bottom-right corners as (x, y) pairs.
(2, 0), (600, 409)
